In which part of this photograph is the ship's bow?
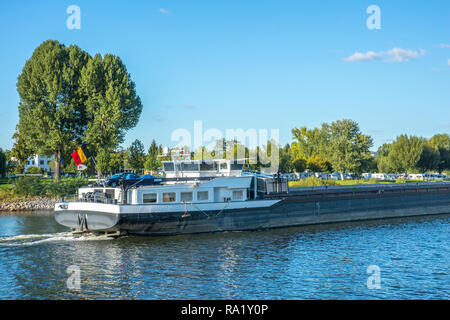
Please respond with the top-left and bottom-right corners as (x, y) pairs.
(54, 201), (121, 232)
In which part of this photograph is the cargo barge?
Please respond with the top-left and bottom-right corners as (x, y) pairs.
(54, 159), (450, 236)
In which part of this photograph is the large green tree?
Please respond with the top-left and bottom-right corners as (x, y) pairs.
(109, 150), (125, 174)
(417, 143), (440, 172)
(81, 53), (142, 177)
(306, 155), (331, 172)
(292, 158), (307, 173)
(429, 134), (450, 173)
(125, 139), (145, 173)
(144, 139), (161, 171)
(291, 124), (330, 160)
(17, 40), (142, 180)
(279, 144), (293, 173)
(327, 119), (373, 179)
(17, 40), (90, 181)
(376, 135), (447, 174)
(11, 124), (33, 173)
(291, 119), (372, 178)
(387, 135), (425, 173)
(376, 143), (394, 173)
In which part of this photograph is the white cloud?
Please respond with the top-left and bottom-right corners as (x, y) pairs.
(159, 8), (171, 14)
(343, 47), (426, 62)
(385, 48), (426, 62)
(343, 51), (380, 62)
(439, 44), (450, 48)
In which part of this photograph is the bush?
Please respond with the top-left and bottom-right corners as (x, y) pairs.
(290, 176), (337, 187)
(12, 176), (89, 198)
(13, 176), (44, 196)
(26, 166), (43, 174)
(45, 177), (90, 197)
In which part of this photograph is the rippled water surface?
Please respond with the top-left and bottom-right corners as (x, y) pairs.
(0, 211), (448, 299)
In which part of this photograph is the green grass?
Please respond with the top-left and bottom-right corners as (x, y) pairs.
(288, 176), (447, 188)
(288, 177), (385, 187)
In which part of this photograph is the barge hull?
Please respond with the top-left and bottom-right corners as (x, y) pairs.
(55, 183), (450, 236)
(117, 185), (450, 235)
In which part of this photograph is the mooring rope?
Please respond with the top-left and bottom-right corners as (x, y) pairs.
(182, 200), (231, 220)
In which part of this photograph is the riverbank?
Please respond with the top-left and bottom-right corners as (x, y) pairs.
(0, 176), (89, 212)
(0, 197), (56, 212)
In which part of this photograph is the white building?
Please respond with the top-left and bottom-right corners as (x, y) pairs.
(24, 155), (52, 172)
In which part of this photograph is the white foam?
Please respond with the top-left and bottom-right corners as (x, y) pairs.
(0, 232), (71, 242)
(0, 232), (114, 247)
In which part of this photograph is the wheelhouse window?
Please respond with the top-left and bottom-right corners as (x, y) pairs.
(180, 192), (193, 202)
(219, 163), (228, 170)
(182, 163), (199, 171)
(143, 193), (157, 203)
(200, 162), (214, 171)
(163, 162), (174, 172)
(232, 190), (243, 200)
(230, 163), (244, 170)
(163, 192), (176, 202)
(197, 191), (209, 201)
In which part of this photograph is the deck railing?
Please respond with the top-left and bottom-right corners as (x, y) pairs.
(61, 193), (118, 204)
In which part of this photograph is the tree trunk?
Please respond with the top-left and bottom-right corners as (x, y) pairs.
(18, 161), (25, 174)
(90, 157), (96, 177)
(54, 148), (61, 182)
(340, 171), (344, 181)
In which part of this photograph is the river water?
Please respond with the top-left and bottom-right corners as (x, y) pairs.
(0, 211), (448, 300)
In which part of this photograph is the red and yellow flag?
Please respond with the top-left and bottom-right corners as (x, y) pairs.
(71, 144), (91, 166)
(77, 146), (87, 163)
(71, 150), (82, 166)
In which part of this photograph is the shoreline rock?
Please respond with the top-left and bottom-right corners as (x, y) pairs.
(0, 197), (58, 212)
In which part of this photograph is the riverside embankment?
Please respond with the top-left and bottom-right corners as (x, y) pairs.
(0, 176), (89, 212)
(0, 197), (57, 212)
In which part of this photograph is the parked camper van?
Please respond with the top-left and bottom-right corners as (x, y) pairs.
(371, 173), (388, 180)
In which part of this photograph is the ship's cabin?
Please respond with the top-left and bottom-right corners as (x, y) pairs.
(128, 176), (252, 205)
(74, 159), (288, 205)
(162, 159), (246, 179)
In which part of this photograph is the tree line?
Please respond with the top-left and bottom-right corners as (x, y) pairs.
(282, 121), (450, 177)
(376, 134), (450, 174)
(79, 118), (449, 178)
(3, 117), (449, 179)
(2, 41), (449, 180)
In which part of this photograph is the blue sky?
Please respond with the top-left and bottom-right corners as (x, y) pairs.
(0, 0), (449, 152)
